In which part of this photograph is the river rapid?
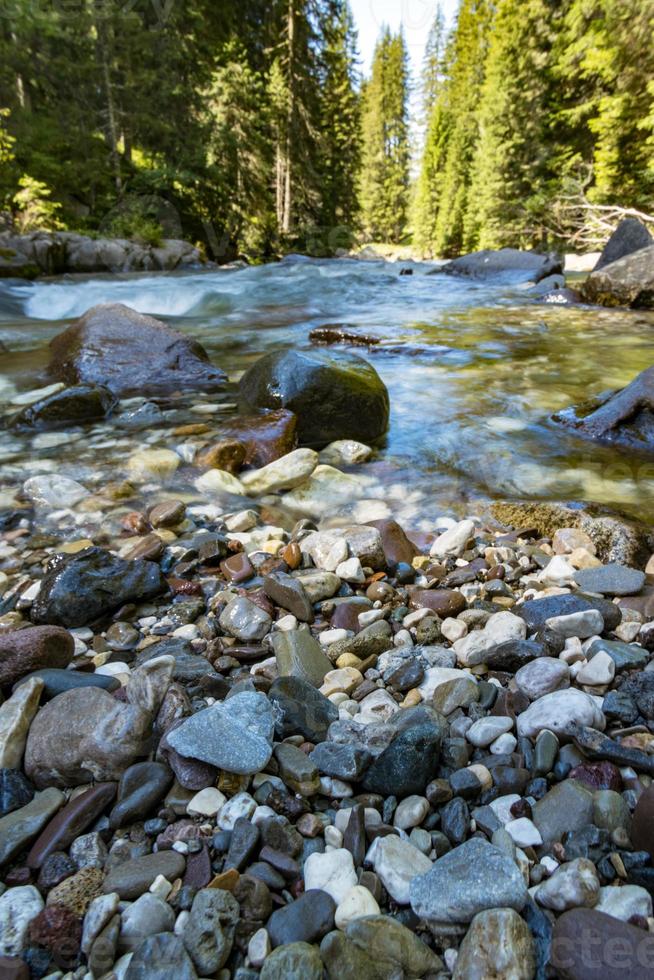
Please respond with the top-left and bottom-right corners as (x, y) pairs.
(1, 255), (654, 531)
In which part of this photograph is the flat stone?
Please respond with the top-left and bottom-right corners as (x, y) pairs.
(219, 597), (271, 642)
(263, 571), (314, 622)
(274, 743), (320, 795)
(119, 893), (174, 952)
(453, 908), (536, 980)
(183, 887), (240, 973)
(13, 667), (119, 700)
(409, 589), (466, 617)
(309, 742), (371, 781)
(574, 563), (645, 596)
(430, 520), (475, 558)
(269, 676), (338, 741)
(260, 941), (323, 980)
(0, 788), (65, 867)
(240, 448), (319, 494)
(518, 593), (621, 633)
(0, 885), (44, 956)
(124, 931), (198, 980)
(545, 609), (604, 638)
(102, 851), (186, 899)
(109, 761), (173, 829)
(31, 547), (167, 628)
(532, 780), (595, 845)
(345, 915), (443, 975)
(551, 908), (654, 979)
(483, 640), (547, 672)
(272, 630), (332, 687)
(0, 677), (43, 769)
(26, 782), (116, 868)
(304, 849), (358, 904)
(0, 626), (74, 687)
(586, 637), (649, 672)
(410, 837), (528, 928)
(361, 723), (442, 797)
(167, 691), (274, 775)
(370, 835), (432, 904)
(267, 889), (335, 947)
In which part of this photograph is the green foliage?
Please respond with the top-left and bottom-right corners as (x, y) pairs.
(360, 28), (411, 243)
(103, 212), (164, 247)
(12, 175), (64, 232)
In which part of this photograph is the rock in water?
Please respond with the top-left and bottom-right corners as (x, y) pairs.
(410, 837), (528, 928)
(238, 348), (389, 447)
(10, 384), (116, 430)
(0, 626), (74, 687)
(581, 245), (654, 309)
(206, 409), (298, 468)
(438, 248), (562, 284)
(557, 365), (654, 450)
(31, 547), (167, 627)
(594, 218), (653, 271)
(24, 656), (173, 787)
(46, 302), (226, 397)
(166, 691), (274, 774)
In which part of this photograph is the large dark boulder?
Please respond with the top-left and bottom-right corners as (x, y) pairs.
(10, 384), (116, 430)
(31, 547), (168, 627)
(556, 365), (654, 450)
(437, 248), (562, 284)
(582, 245), (654, 308)
(46, 303), (226, 397)
(594, 218), (653, 271)
(238, 349), (389, 447)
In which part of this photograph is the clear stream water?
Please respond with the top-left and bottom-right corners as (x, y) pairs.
(1, 256), (654, 529)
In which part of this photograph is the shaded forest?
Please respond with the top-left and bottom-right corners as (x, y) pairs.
(0, 0), (652, 260)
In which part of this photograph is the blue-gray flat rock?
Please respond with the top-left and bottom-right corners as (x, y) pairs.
(167, 691), (274, 774)
(574, 563), (645, 596)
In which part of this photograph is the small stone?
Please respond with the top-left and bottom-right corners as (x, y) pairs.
(516, 688), (605, 739)
(183, 887), (240, 974)
(264, 571), (314, 622)
(535, 858), (600, 911)
(515, 658), (570, 700)
(453, 908), (535, 980)
(260, 941), (323, 980)
(0, 787), (65, 866)
(0, 886), (44, 956)
(274, 743), (320, 795)
(430, 520), (475, 558)
(334, 886), (380, 930)
(187, 787), (226, 817)
(102, 851), (186, 899)
(272, 630), (333, 688)
(123, 931), (198, 980)
(0, 678), (44, 769)
(0, 626), (74, 687)
(119, 893), (174, 952)
(576, 650), (615, 686)
(393, 795), (430, 830)
(304, 849), (357, 904)
(127, 448), (180, 482)
(361, 723), (442, 797)
(595, 884), (652, 922)
(219, 597), (271, 642)
(370, 835), (432, 904)
(267, 889), (335, 947)
(466, 716), (513, 747)
(47, 865), (104, 916)
(269, 676), (338, 741)
(504, 817), (542, 848)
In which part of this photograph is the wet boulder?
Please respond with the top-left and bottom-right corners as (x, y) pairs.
(46, 303), (226, 397)
(556, 365), (654, 450)
(309, 325), (381, 347)
(238, 348), (389, 447)
(594, 218), (653, 271)
(582, 245), (654, 309)
(31, 547), (167, 628)
(438, 248), (562, 284)
(10, 384), (116, 430)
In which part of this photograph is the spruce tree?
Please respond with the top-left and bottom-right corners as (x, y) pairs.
(464, 0), (559, 250)
(360, 28), (411, 242)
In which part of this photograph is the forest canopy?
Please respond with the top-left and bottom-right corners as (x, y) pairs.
(0, 0), (652, 260)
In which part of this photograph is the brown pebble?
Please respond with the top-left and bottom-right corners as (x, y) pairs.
(209, 868), (240, 891)
(148, 500), (186, 528)
(281, 542), (302, 570)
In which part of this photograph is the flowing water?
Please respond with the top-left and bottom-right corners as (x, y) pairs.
(1, 256), (654, 530)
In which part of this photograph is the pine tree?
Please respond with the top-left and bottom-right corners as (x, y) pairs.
(360, 27), (411, 242)
(317, 0), (361, 247)
(421, 3), (447, 122)
(430, 0), (493, 256)
(464, 0), (560, 250)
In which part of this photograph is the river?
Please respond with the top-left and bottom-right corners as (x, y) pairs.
(1, 256), (654, 529)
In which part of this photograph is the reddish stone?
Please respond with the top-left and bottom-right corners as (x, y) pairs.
(195, 438), (246, 474)
(631, 785), (654, 859)
(214, 409), (298, 468)
(3, 867), (31, 887)
(220, 553), (254, 583)
(366, 519), (418, 566)
(0, 625), (74, 687)
(331, 600), (370, 633)
(568, 761), (623, 793)
(29, 905), (82, 969)
(183, 845), (212, 889)
(167, 578), (203, 596)
(408, 589), (466, 617)
(156, 819), (206, 850)
(120, 512), (150, 535)
(0, 957), (29, 980)
(551, 908), (654, 979)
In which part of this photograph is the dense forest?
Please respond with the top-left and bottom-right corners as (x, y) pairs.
(0, 0), (653, 260)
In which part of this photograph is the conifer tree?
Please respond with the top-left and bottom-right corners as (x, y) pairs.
(360, 28), (411, 242)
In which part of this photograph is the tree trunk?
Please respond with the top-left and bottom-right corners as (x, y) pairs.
(95, 11), (122, 193)
(282, 0), (295, 235)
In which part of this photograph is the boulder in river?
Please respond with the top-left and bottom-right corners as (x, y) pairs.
(10, 384), (116, 430)
(437, 248), (562, 284)
(31, 547), (167, 628)
(199, 409), (298, 469)
(594, 218), (653, 271)
(238, 348), (389, 447)
(581, 245), (654, 308)
(555, 365), (654, 450)
(46, 303), (226, 397)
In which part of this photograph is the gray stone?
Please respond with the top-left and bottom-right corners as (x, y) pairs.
(308, 742), (371, 781)
(167, 691), (273, 774)
(102, 851), (186, 899)
(219, 597), (272, 642)
(269, 676), (338, 742)
(532, 780), (595, 845)
(260, 941), (323, 980)
(183, 888), (240, 973)
(267, 890), (335, 948)
(124, 932), (198, 980)
(263, 571), (314, 623)
(271, 630), (332, 688)
(410, 837), (528, 928)
(361, 723), (442, 797)
(587, 637), (649, 672)
(0, 787), (64, 867)
(345, 915), (443, 975)
(119, 894), (174, 952)
(574, 563), (645, 596)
